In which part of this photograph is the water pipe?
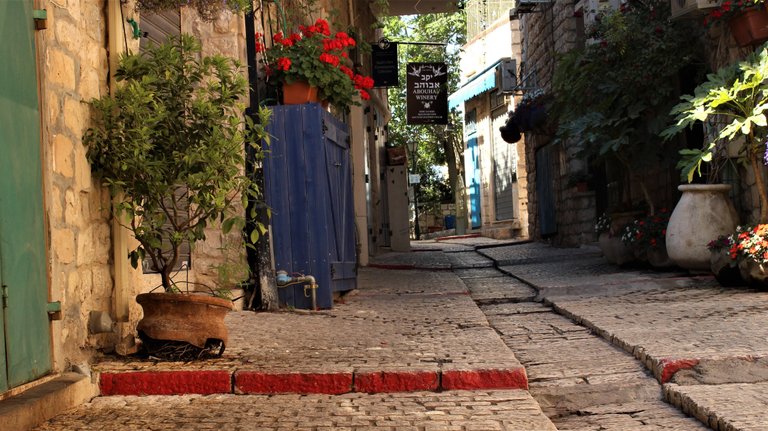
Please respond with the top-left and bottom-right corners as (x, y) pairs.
(275, 270), (318, 310)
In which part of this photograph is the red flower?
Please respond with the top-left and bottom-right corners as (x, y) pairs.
(359, 89), (370, 100)
(339, 65), (354, 79)
(255, 41), (265, 53)
(319, 53), (340, 66)
(273, 32), (284, 43)
(276, 57), (291, 71)
(280, 38), (294, 47)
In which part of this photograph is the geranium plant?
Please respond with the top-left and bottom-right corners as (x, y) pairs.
(703, 0), (765, 26)
(257, 18), (374, 109)
(709, 224), (768, 267)
(621, 209), (671, 249)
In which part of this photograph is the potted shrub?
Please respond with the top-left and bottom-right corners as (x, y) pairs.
(256, 18), (374, 108)
(662, 42), (768, 273)
(83, 35), (268, 360)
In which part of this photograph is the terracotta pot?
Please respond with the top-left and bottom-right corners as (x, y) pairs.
(728, 8), (768, 47)
(282, 81), (328, 107)
(136, 292), (233, 351)
(665, 184), (738, 271)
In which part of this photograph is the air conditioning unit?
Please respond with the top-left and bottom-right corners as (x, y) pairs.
(496, 59), (517, 93)
(671, 0), (721, 20)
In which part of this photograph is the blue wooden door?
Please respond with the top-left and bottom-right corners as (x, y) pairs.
(536, 144), (558, 236)
(0, 0), (52, 391)
(321, 116), (356, 293)
(466, 136), (482, 229)
(264, 104), (356, 309)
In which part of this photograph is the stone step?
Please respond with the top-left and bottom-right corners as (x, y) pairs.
(0, 373), (98, 431)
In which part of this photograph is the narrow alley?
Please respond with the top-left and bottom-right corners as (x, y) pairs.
(30, 238), (768, 430)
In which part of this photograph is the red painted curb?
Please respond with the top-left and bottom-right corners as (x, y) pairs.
(99, 370), (231, 396)
(658, 358), (700, 384)
(355, 370), (439, 393)
(441, 368), (528, 390)
(234, 371), (353, 394)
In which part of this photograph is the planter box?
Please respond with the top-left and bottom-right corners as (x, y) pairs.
(729, 8), (768, 47)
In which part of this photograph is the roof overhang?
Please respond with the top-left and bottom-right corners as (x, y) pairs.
(448, 59), (501, 110)
(376, 1), (462, 16)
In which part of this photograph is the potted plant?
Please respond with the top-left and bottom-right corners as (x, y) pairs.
(256, 18), (374, 109)
(704, 0), (768, 47)
(513, 89), (549, 133)
(620, 209), (675, 268)
(595, 213), (636, 265)
(134, 0), (252, 21)
(83, 35), (268, 360)
(708, 225), (768, 288)
(662, 43), (768, 275)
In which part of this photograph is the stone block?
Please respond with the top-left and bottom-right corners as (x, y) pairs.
(52, 228), (76, 264)
(48, 49), (76, 91)
(53, 134), (74, 177)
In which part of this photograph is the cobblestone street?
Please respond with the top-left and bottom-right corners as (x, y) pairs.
(33, 238), (768, 430)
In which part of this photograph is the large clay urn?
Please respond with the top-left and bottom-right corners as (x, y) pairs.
(136, 293), (233, 355)
(665, 184), (738, 271)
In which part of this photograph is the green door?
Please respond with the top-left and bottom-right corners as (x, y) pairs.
(0, 0), (52, 391)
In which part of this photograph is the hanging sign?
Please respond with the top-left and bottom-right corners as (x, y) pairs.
(406, 62), (448, 125)
(371, 42), (399, 87)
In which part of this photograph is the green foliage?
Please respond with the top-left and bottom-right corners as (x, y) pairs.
(553, 0), (703, 170)
(662, 42), (768, 183)
(382, 12), (466, 207)
(135, 0), (252, 21)
(83, 34), (269, 292)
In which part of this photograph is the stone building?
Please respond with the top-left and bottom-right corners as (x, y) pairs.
(513, 0), (762, 246)
(0, 0), (384, 426)
(448, 0), (529, 240)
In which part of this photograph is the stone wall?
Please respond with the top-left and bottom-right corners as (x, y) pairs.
(40, 0), (267, 371)
(41, 0), (124, 371)
(519, 1), (594, 245)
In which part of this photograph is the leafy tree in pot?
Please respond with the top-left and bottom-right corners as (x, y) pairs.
(84, 34), (269, 293)
(553, 0), (704, 214)
(663, 42), (768, 223)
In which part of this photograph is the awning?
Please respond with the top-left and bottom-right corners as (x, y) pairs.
(448, 60), (500, 110)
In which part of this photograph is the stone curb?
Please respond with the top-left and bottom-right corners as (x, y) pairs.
(98, 367), (528, 396)
(367, 263), (453, 271)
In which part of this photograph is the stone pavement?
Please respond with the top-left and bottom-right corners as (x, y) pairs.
(34, 391), (556, 431)
(32, 237), (768, 430)
(473, 240), (768, 431)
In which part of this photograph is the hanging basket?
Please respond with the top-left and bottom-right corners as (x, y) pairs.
(728, 8), (768, 47)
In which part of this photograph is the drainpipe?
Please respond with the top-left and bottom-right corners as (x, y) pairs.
(107, 0), (135, 355)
